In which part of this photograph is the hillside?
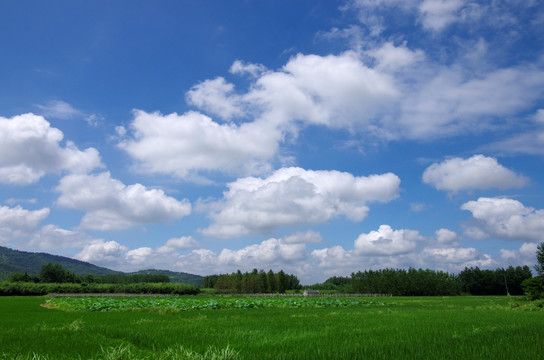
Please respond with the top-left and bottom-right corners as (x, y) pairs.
(0, 246), (204, 286)
(129, 269), (204, 286)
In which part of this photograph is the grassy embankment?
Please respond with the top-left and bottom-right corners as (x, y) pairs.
(1, 295), (543, 359)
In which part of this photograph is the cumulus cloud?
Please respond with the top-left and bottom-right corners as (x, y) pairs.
(461, 197), (544, 241)
(74, 240), (129, 267)
(121, 52), (398, 180)
(0, 113), (103, 185)
(434, 228), (458, 246)
(500, 242), (539, 267)
(56, 172), (191, 231)
(118, 110), (280, 179)
(0, 205), (50, 244)
(354, 224), (424, 256)
(71, 233), (311, 275)
(311, 224), (493, 280)
(423, 155), (529, 192)
(156, 236), (200, 254)
(201, 167), (400, 237)
(247, 52), (398, 129)
(185, 77), (245, 120)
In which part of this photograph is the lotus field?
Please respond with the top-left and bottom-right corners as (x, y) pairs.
(46, 295), (388, 312)
(1, 295), (544, 359)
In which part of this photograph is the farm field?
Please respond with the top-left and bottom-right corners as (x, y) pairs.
(1, 295), (543, 359)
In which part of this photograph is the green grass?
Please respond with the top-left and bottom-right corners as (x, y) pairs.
(1, 296), (543, 359)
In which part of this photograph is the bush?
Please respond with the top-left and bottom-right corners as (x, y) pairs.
(521, 277), (544, 300)
(0, 282), (200, 296)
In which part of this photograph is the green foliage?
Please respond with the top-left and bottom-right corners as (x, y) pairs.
(521, 277), (544, 300)
(47, 296), (388, 312)
(459, 266), (532, 295)
(203, 269), (301, 294)
(0, 281), (200, 296)
(351, 268), (461, 296)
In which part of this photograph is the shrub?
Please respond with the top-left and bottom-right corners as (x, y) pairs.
(521, 277), (544, 300)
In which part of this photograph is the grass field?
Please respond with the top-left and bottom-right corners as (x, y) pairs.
(1, 295), (543, 359)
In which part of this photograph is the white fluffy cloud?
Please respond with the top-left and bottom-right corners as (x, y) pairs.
(202, 167), (400, 237)
(186, 77), (244, 121)
(156, 236), (200, 254)
(121, 52), (398, 180)
(119, 110), (280, 179)
(423, 155), (529, 192)
(0, 205), (50, 244)
(0, 113), (103, 184)
(461, 197), (544, 241)
(56, 172), (191, 231)
(74, 240), (129, 267)
(354, 224), (424, 256)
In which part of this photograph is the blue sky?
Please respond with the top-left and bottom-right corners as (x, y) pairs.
(1, 0), (543, 284)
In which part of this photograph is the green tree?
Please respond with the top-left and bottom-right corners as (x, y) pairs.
(535, 242), (544, 277)
(39, 262), (78, 283)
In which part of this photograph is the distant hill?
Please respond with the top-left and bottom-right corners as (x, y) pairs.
(129, 269), (204, 286)
(0, 246), (120, 280)
(0, 246), (204, 286)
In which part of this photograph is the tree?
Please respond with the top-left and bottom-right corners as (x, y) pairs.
(535, 242), (544, 277)
(39, 262), (78, 283)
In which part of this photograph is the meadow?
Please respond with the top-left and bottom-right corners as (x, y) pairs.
(1, 295), (543, 359)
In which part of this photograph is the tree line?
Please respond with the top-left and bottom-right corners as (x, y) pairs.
(203, 269), (301, 294)
(306, 266), (533, 296)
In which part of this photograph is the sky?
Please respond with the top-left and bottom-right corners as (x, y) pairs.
(1, 0), (544, 284)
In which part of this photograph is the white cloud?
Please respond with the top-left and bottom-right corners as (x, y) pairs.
(202, 167), (400, 237)
(119, 110), (280, 179)
(0, 205), (50, 244)
(399, 65), (544, 139)
(500, 242), (539, 267)
(218, 238), (307, 266)
(248, 52), (398, 129)
(229, 60), (267, 77)
(125, 247), (154, 266)
(461, 197), (544, 241)
(367, 42), (425, 72)
(27, 224), (97, 250)
(0, 113), (103, 185)
(434, 228), (458, 245)
(354, 224), (424, 256)
(74, 240), (129, 267)
(56, 172), (191, 231)
(418, 0), (466, 31)
(423, 154), (529, 192)
(185, 77), (245, 120)
(156, 236), (200, 254)
(35, 100), (82, 119)
(283, 230), (323, 244)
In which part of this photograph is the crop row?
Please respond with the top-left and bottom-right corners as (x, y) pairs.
(46, 296), (390, 312)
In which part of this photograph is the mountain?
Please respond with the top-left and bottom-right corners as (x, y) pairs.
(0, 246), (204, 286)
(0, 246), (120, 280)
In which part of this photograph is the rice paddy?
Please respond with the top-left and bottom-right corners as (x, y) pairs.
(1, 295), (543, 359)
